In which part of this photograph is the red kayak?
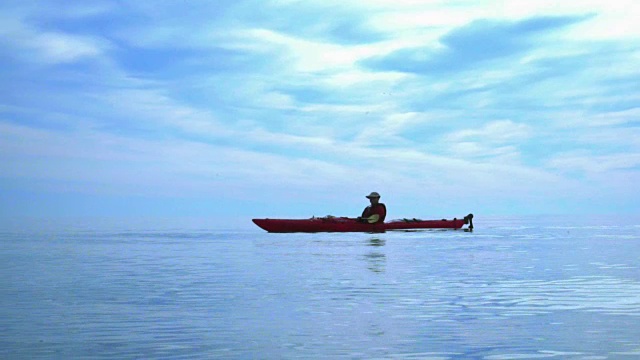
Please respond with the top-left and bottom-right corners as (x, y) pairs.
(253, 214), (473, 233)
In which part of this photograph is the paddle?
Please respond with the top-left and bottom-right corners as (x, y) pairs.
(356, 214), (380, 223)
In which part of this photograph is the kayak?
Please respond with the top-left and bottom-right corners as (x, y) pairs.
(252, 214), (474, 233)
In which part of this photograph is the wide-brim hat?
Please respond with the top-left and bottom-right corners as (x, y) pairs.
(366, 192), (381, 198)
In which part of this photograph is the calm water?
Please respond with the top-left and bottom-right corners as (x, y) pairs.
(1, 215), (640, 359)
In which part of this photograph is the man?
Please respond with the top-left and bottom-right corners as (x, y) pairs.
(358, 192), (387, 224)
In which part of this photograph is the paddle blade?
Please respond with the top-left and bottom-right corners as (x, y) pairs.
(367, 214), (380, 223)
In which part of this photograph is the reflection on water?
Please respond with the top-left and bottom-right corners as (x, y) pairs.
(364, 238), (386, 273)
(1, 217), (640, 358)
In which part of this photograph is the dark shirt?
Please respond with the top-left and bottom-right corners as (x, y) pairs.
(361, 203), (386, 223)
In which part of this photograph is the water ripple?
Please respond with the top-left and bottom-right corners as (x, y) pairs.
(2, 218), (640, 358)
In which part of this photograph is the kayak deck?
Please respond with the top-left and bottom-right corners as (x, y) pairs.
(253, 214), (474, 233)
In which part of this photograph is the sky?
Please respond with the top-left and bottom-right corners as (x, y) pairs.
(1, 0), (639, 225)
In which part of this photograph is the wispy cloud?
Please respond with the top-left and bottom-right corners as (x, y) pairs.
(0, 17), (107, 64)
(548, 152), (640, 173)
(361, 15), (593, 74)
(446, 120), (531, 143)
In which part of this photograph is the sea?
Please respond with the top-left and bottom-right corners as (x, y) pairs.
(1, 215), (639, 359)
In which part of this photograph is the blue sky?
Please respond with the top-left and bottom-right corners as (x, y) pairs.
(1, 0), (639, 224)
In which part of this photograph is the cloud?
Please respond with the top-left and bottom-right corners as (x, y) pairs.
(30, 32), (105, 63)
(548, 152), (640, 173)
(0, 19), (107, 64)
(246, 2), (388, 45)
(437, 120), (531, 163)
(446, 120), (531, 143)
(360, 15), (593, 74)
(587, 107), (640, 126)
(0, 121), (356, 197)
(0, 116), (562, 201)
(0, 3), (115, 66)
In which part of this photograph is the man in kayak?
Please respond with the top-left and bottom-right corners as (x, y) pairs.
(358, 192), (387, 224)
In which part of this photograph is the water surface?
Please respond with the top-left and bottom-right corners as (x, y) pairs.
(1, 215), (639, 358)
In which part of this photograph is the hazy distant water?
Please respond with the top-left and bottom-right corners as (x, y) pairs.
(1, 215), (640, 359)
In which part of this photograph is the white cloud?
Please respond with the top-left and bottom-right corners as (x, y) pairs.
(585, 108), (640, 127)
(54, 2), (115, 19)
(320, 69), (408, 87)
(99, 88), (235, 139)
(0, 121), (335, 195)
(358, 0), (640, 43)
(0, 16), (107, 64)
(439, 120), (533, 162)
(354, 111), (428, 145)
(448, 143), (521, 161)
(445, 120), (532, 144)
(548, 152), (640, 173)
(231, 28), (374, 72)
(30, 32), (104, 63)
